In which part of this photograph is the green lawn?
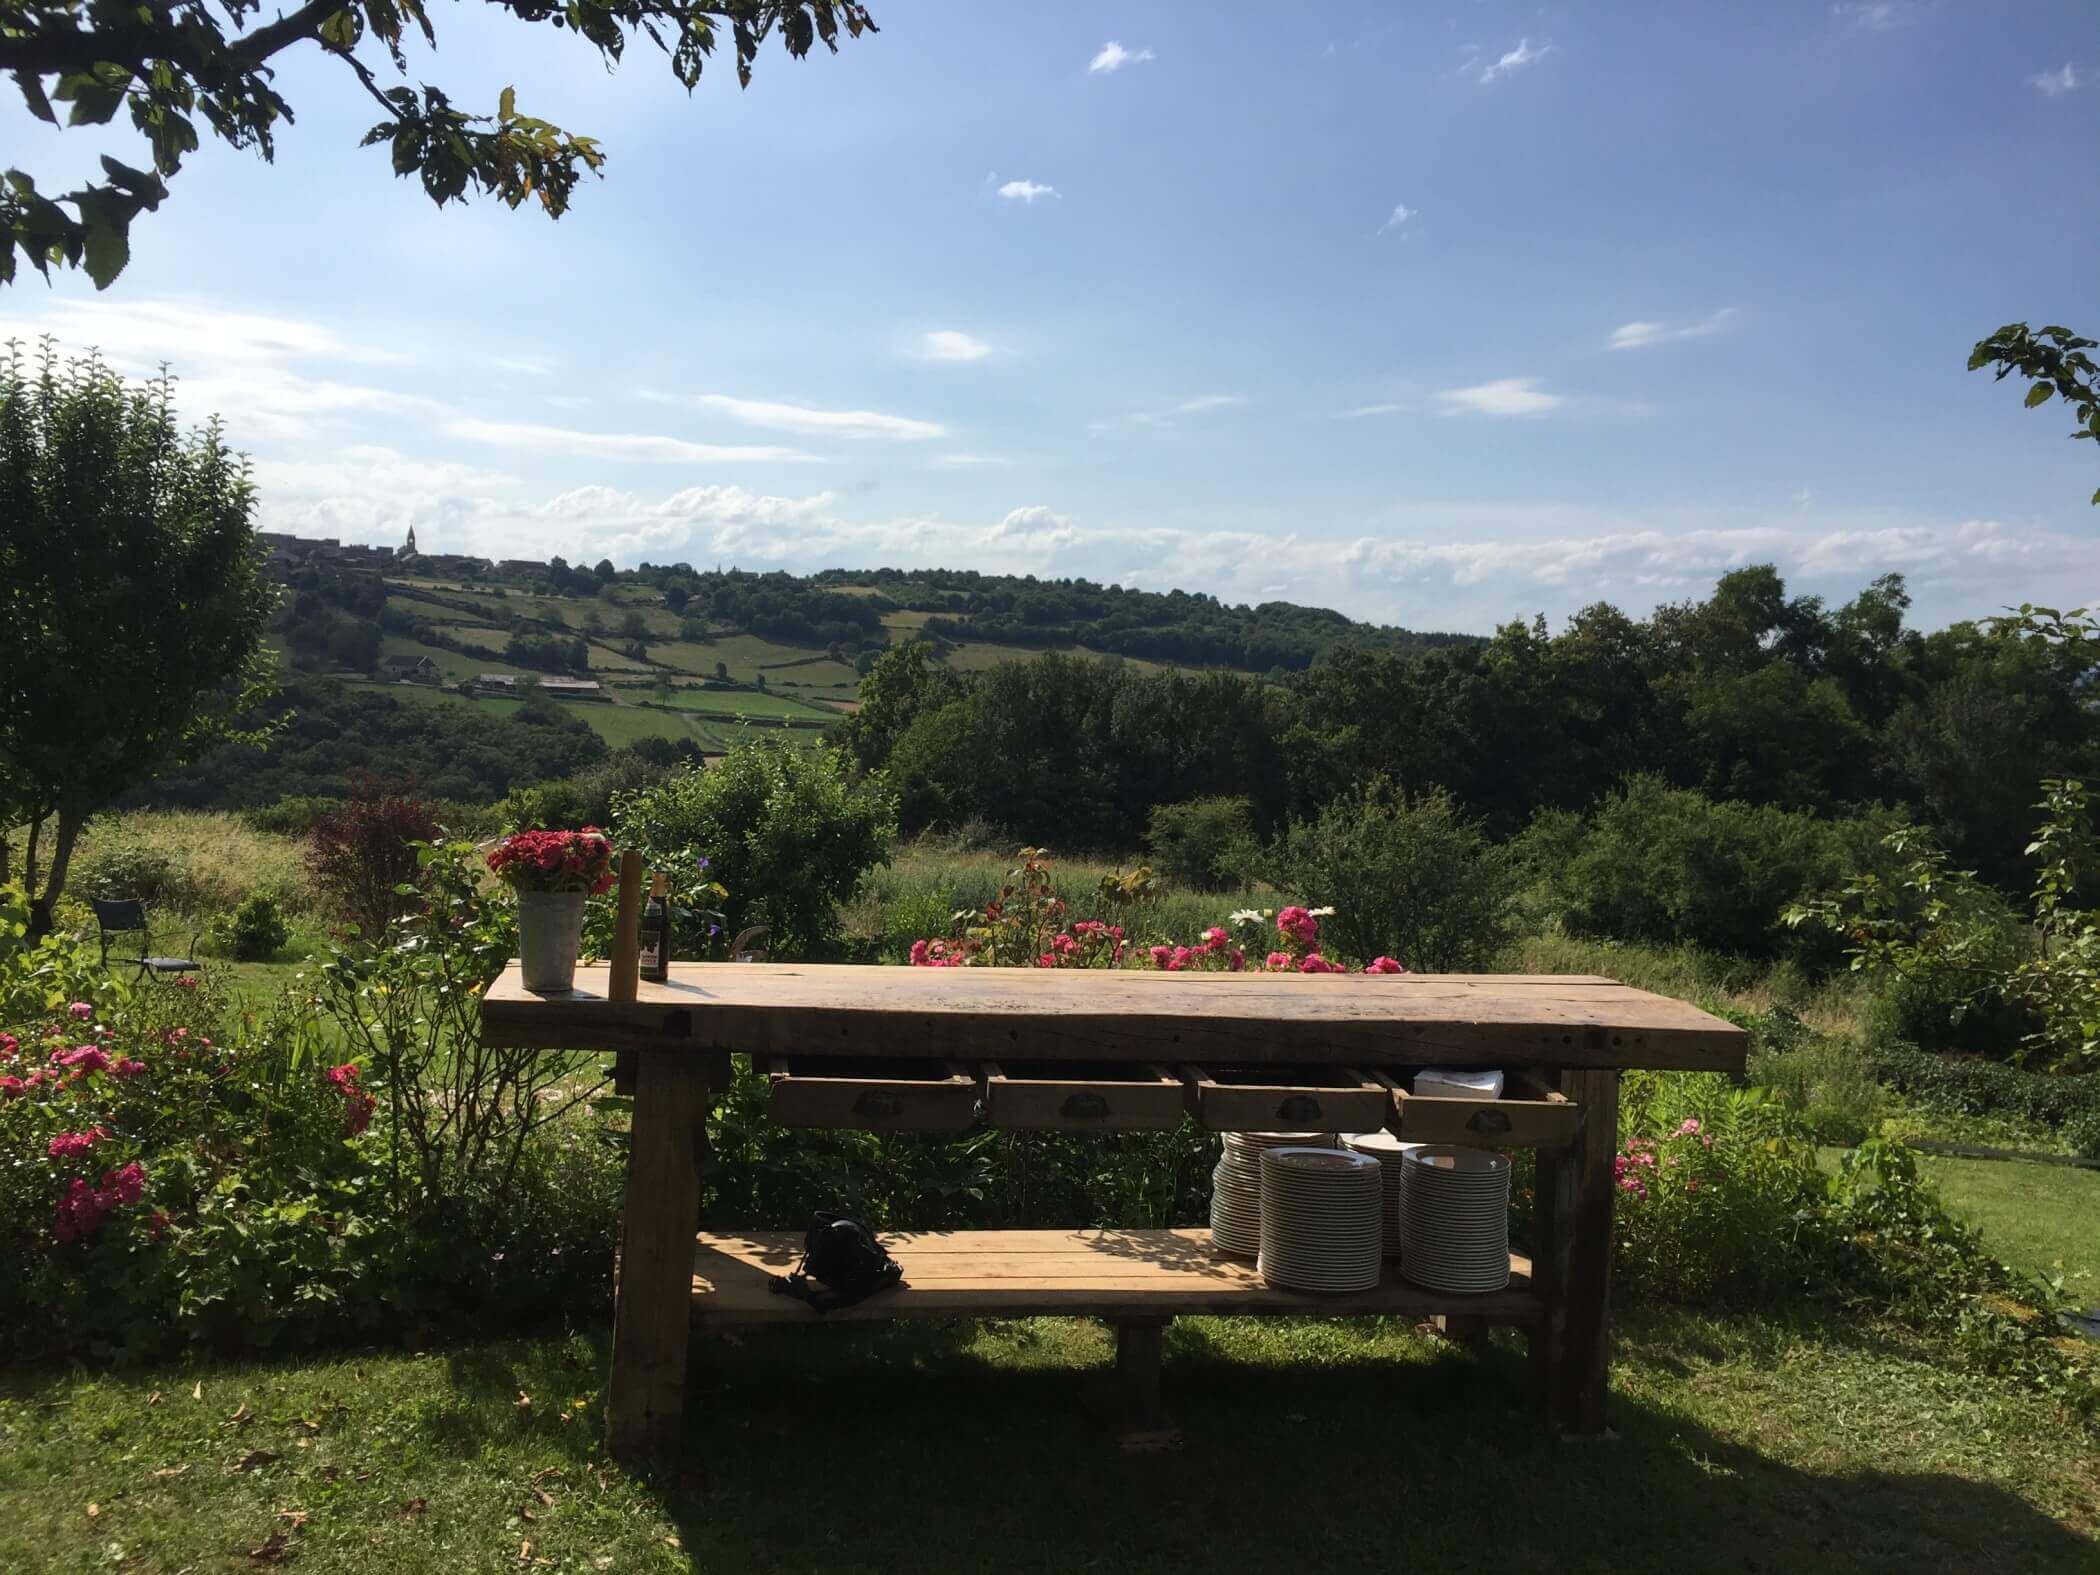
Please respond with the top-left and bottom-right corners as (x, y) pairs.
(1921, 1154), (2100, 1296)
(1, 1308), (2092, 1573)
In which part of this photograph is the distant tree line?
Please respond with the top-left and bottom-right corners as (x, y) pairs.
(839, 567), (2100, 891)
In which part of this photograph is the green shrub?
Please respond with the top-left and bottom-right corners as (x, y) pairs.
(1866, 1038), (2100, 1128)
(73, 837), (179, 906)
(1745, 1013), (1885, 1146)
(2065, 1109), (2100, 1163)
(612, 737), (897, 958)
(497, 778), (594, 834)
(1146, 796), (1256, 891)
(210, 893), (291, 961)
(1255, 779), (1517, 970)
(1526, 775), (1887, 964)
(241, 796), (341, 837)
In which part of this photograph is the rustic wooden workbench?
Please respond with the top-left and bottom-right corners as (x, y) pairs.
(480, 962), (1746, 1460)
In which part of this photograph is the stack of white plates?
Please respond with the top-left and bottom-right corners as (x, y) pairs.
(1398, 1145), (1512, 1293)
(1210, 1131), (1332, 1257)
(1257, 1146), (1384, 1293)
(1339, 1130), (1421, 1259)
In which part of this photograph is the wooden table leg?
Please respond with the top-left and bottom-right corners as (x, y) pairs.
(606, 1052), (710, 1463)
(1532, 1068), (1619, 1436)
(1114, 1318), (1170, 1431)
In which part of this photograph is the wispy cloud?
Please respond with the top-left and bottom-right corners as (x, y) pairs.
(1608, 307), (1740, 351)
(1376, 203), (1415, 236)
(918, 329), (993, 363)
(490, 352), (557, 377)
(668, 392), (946, 441)
(929, 453), (1013, 470)
(1175, 394), (1245, 414)
(1097, 394), (1248, 433)
(998, 179), (1058, 203)
(1339, 402), (1407, 419)
(1480, 38), (1553, 84)
(1436, 378), (1564, 417)
(2031, 62), (2081, 96)
(1832, 2), (1915, 35)
(444, 417), (817, 465)
(1089, 41), (1156, 74)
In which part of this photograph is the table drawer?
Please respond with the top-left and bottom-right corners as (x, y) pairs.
(982, 1061), (1184, 1130)
(1375, 1069), (1583, 1149)
(766, 1056), (981, 1130)
(1182, 1065), (1387, 1133)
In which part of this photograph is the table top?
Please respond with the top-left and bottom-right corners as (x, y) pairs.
(480, 962), (1746, 1071)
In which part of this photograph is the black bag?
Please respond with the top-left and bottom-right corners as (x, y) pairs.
(768, 1211), (904, 1314)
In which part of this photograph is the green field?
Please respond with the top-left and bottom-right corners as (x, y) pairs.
(341, 680), (705, 751)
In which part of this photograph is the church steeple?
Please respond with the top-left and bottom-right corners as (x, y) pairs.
(403, 524), (419, 557)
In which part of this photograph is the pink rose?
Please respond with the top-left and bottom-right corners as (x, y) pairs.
(67, 1001), (94, 1021)
(1364, 956), (1406, 974)
(48, 1127), (108, 1160)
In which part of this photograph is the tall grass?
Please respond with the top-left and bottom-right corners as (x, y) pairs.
(67, 810), (316, 919)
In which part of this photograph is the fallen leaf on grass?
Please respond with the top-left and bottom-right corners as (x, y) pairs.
(287, 1417), (321, 1436)
(192, 1382), (203, 1401)
(399, 1498), (427, 1520)
(232, 1451), (282, 1474)
(316, 1466), (340, 1484)
(246, 1530), (293, 1563)
(154, 1466), (191, 1480)
(224, 1405), (253, 1429)
(277, 1511), (309, 1530)
(147, 1392), (162, 1406)
(516, 1506), (536, 1524)
(86, 1503), (100, 1517)
(518, 1540), (532, 1564)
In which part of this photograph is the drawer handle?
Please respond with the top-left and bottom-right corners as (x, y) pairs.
(1059, 1091), (1110, 1121)
(853, 1090), (903, 1120)
(1467, 1108), (1513, 1135)
(1277, 1094), (1322, 1124)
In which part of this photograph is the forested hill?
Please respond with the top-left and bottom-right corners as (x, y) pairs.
(798, 567), (1469, 670)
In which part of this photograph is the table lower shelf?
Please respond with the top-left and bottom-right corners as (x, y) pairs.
(688, 1228), (1539, 1325)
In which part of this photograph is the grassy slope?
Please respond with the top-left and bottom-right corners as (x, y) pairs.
(1, 1311), (2092, 1573)
(339, 680), (700, 751)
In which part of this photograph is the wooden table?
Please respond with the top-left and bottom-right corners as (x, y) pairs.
(480, 962), (1746, 1460)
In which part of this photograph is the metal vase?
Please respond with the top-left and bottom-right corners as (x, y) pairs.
(517, 889), (588, 994)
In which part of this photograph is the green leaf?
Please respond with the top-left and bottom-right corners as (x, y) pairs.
(12, 71), (57, 125)
(2025, 382), (2054, 408)
(499, 85), (516, 119)
(79, 212), (129, 289)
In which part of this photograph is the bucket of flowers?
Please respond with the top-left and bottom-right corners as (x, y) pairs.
(486, 827), (615, 993)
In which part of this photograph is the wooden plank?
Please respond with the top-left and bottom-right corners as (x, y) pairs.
(605, 1053), (709, 1462)
(483, 964), (1745, 1073)
(607, 849), (643, 1005)
(1535, 1069), (1619, 1436)
(1184, 1064), (1387, 1131)
(685, 1228), (1541, 1325)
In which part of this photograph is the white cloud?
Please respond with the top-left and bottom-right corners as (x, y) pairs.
(7, 296), (409, 369)
(1175, 394), (1245, 414)
(997, 179), (1058, 203)
(984, 505), (1078, 549)
(1089, 41), (1156, 74)
(443, 416), (818, 465)
(1339, 402), (1407, 419)
(1436, 378), (1564, 417)
(1608, 307), (1740, 351)
(1480, 38), (1553, 84)
(1832, 2), (1914, 34)
(665, 392), (946, 441)
(1376, 203), (1415, 236)
(490, 352), (557, 377)
(929, 453), (1013, 469)
(2031, 63), (2081, 96)
(918, 329), (993, 363)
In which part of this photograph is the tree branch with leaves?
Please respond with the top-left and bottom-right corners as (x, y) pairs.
(1970, 322), (2100, 504)
(1, 0), (877, 287)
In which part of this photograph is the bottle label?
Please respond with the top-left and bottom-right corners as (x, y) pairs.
(639, 936), (662, 969)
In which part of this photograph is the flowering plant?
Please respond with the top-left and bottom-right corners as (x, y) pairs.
(485, 827), (615, 894)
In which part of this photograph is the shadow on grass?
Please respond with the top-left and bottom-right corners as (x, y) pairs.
(424, 1317), (2091, 1575)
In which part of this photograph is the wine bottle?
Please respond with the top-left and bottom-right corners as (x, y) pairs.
(639, 873), (671, 983)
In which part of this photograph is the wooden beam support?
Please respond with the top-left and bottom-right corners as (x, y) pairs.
(606, 1052), (710, 1463)
(1532, 1068), (1619, 1436)
(1114, 1317), (1169, 1431)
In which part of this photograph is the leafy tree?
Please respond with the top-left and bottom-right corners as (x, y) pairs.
(0, 341), (276, 936)
(2, 1), (878, 288)
(1970, 323), (2100, 503)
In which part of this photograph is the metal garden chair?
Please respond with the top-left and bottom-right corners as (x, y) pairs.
(90, 899), (203, 982)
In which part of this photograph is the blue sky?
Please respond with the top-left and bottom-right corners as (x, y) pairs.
(4, 0), (2097, 632)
